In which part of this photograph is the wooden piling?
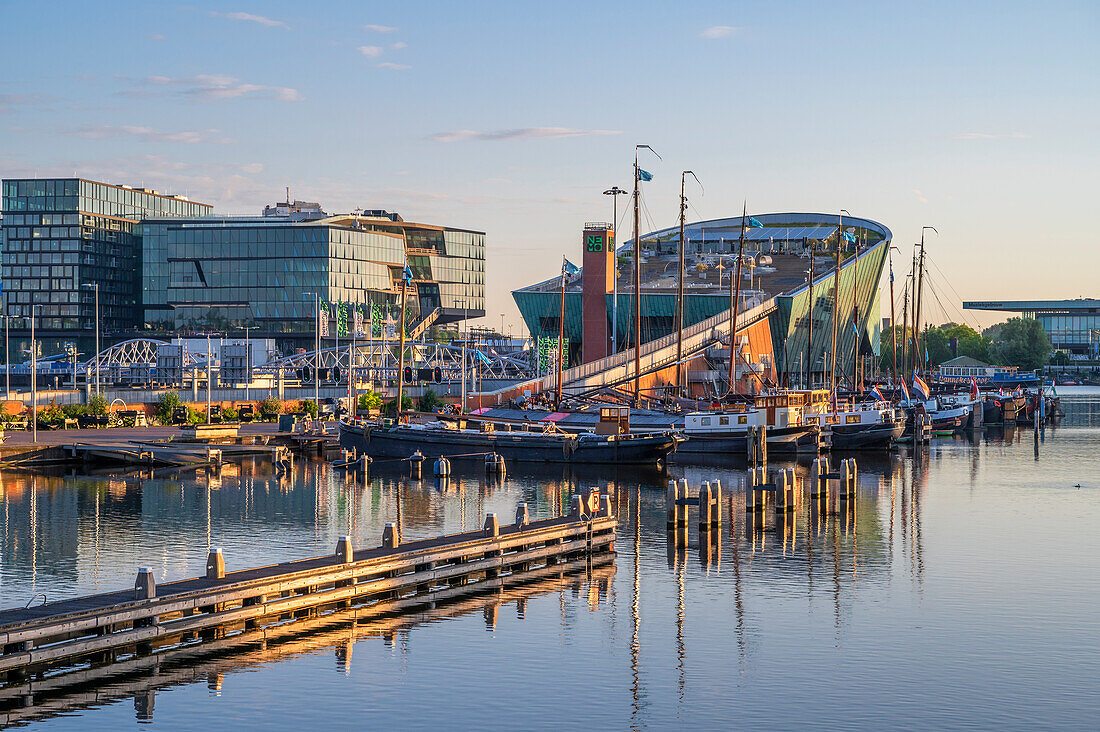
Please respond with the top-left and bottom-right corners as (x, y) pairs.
(205, 549), (225, 580)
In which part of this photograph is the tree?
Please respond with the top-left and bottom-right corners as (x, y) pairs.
(155, 392), (184, 425)
(418, 388), (443, 413)
(985, 317), (1051, 372)
(383, 395), (414, 416)
(357, 391), (383, 412)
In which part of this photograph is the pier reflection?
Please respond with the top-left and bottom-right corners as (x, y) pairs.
(0, 561), (616, 726)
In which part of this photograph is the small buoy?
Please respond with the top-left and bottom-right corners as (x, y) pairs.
(433, 456), (451, 477)
(485, 452), (506, 475)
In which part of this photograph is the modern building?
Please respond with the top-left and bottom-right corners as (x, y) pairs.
(963, 299), (1100, 358)
(513, 212), (890, 392)
(2, 177), (486, 362)
(1, 178), (212, 359)
(140, 210), (484, 351)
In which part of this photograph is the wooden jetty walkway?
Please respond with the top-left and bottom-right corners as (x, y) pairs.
(0, 490), (615, 684)
(0, 559), (615, 726)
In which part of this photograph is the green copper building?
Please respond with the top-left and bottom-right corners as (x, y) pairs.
(512, 212), (890, 386)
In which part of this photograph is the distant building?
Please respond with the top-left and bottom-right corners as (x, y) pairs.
(963, 299), (1100, 357)
(262, 199), (327, 221)
(1, 178), (212, 359)
(1, 177), (485, 360)
(140, 210), (485, 352)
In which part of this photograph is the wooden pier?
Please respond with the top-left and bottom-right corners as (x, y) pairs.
(0, 491), (615, 682)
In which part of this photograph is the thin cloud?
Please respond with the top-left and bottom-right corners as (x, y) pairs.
(0, 94), (45, 113)
(700, 25), (738, 39)
(210, 11), (287, 28)
(363, 24), (397, 32)
(67, 125), (233, 144)
(392, 41), (407, 49)
(137, 74), (301, 102)
(149, 33), (165, 41)
(358, 45), (384, 58)
(429, 127), (622, 142)
(954, 132), (1029, 140)
(913, 189), (929, 204)
(377, 62), (411, 70)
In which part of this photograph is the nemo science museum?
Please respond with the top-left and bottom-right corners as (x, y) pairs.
(511, 213), (892, 396)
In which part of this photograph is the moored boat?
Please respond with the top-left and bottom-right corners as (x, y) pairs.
(339, 418), (681, 465)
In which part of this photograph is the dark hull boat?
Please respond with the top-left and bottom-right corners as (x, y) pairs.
(674, 425), (821, 458)
(829, 420), (906, 450)
(339, 419), (680, 466)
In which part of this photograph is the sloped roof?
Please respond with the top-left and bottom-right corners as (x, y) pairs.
(940, 355), (991, 368)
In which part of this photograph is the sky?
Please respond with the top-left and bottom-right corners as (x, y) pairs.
(1, 0), (1097, 335)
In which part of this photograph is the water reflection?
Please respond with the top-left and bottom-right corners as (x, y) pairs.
(2, 389), (1100, 728)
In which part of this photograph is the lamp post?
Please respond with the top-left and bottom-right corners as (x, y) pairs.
(3, 295), (9, 396)
(30, 305), (41, 444)
(81, 283), (100, 396)
(241, 325), (256, 403)
(603, 186), (628, 354)
(303, 292), (320, 412)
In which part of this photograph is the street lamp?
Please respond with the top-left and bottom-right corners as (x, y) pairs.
(3, 294), (8, 397)
(241, 325), (256, 403)
(29, 304), (41, 444)
(603, 186), (628, 354)
(81, 282), (100, 396)
(303, 292), (320, 412)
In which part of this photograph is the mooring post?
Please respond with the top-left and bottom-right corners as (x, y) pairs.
(409, 450), (424, 478)
(744, 469), (759, 512)
(759, 425), (768, 465)
(747, 426), (757, 464)
(775, 468), (796, 513)
(666, 479), (679, 527)
(515, 502), (530, 527)
(134, 567), (156, 600)
(699, 480), (720, 528)
(484, 512), (500, 537)
(336, 535), (353, 563)
(810, 457), (828, 498)
(205, 547), (225, 580)
(382, 522), (399, 549)
(569, 494), (585, 520)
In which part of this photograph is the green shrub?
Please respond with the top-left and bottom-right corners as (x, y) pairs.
(87, 394), (108, 416)
(259, 396), (282, 419)
(383, 395), (414, 417)
(417, 388), (443, 413)
(301, 400), (318, 419)
(358, 391), (382, 412)
(62, 403), (87, 419)
(221, 406), (238, 422)
(155, 392), (184, 425)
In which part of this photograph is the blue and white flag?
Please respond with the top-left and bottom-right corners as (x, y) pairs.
(473, 350), (492, 366)
(562, 258), (580, 276)
(842, 230), (857, 243)
(403, 263), (414, 284)
(638, 169), (654, 182)
(747, 217), (763, 228)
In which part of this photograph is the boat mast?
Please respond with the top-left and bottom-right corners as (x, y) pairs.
(850, 229), (861, 391)
(829, 210), (848, 403)
(395, 269), (410, 422)
(900, 275), (910, 379)
(676, 171), (701, 398)
(888, 249), (898, 387)
(914, 234), (925, 376)
(632, 150), (642, 405)
(806, 242), (815, 389)
(727, 201), (747, 396)
(556, 256), (567, 406)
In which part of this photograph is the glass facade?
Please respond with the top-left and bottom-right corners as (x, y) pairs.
(141, 217), (486, 349)
(1, 178), (211, 357)
(1, 177), (485, 359)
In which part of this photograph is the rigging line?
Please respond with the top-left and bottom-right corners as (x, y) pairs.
(923, 278), (954, 330)
(924, 258), (984, 333)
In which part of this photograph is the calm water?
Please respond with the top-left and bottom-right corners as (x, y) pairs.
(2, 389), (1100, 730)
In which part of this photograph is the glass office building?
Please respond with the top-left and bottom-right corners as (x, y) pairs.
(963, 299), (1100, 358)
(1, 178), (211, 358)
(141, 212), (485, 352)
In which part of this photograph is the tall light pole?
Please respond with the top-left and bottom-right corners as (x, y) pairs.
(241, 325), (256, 403)
(829, 209), (850, 401)
(81, 283), (100, 396)
(603, 186), (628, 355)
(30, 305), (40, 444)
(4, 294), (9, 396)
(303, 292), (320, 412)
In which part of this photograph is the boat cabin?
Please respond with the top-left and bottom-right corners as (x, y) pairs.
(595, 406), (630, 435)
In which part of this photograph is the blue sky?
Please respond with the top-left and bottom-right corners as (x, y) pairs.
(1, 0), (1097, 333)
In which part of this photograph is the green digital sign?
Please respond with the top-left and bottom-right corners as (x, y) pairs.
(586, 235), (604, 252)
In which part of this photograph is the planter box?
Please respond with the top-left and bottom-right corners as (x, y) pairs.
(179, 423), (240, 439)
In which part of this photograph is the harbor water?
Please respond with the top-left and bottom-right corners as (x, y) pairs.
(2, 389), (1099, 730)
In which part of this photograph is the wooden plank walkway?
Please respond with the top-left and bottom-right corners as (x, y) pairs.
(0, 490), (615, 680)
(0, 557), (615, 725)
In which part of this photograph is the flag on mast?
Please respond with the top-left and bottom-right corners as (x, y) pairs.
(913, 373), (931, 400)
